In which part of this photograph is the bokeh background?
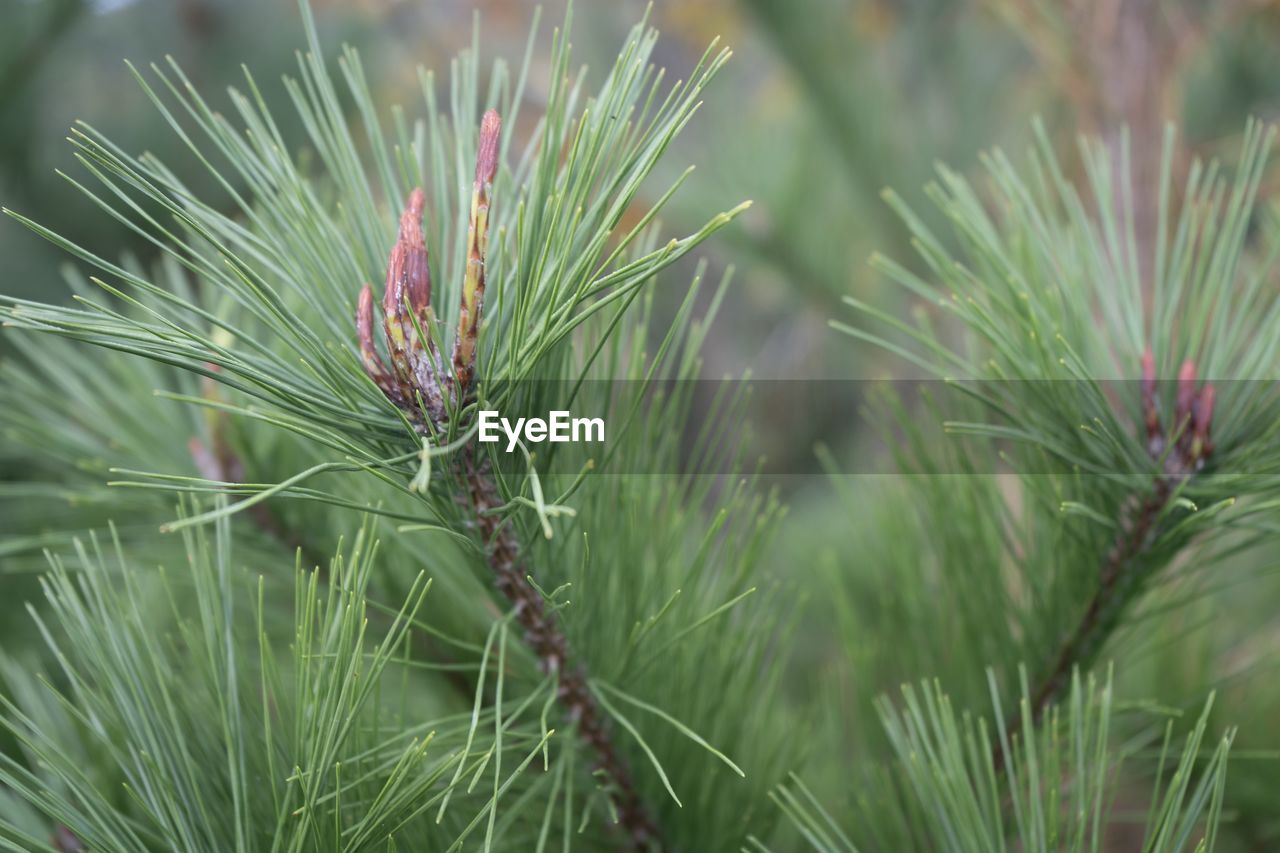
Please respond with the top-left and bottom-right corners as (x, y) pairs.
(5, 0), (1280, 847)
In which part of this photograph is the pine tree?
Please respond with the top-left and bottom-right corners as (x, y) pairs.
(1, 3), (1278, 852)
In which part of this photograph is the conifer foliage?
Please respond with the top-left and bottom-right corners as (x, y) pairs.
(1, 3), (1278, 852)
(1, 6), (782, 850)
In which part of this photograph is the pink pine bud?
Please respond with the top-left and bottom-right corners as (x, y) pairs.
(475, 109), (501, 190)
(1176, 359), (1197, 426)
(1195, 384), (1215, 432)
(356, 284), (386, 381)
(188, 436), (222, 482)
(453, 110), (502, 397)
(400, 188), (431, 314)
(384, 189), (430, 329)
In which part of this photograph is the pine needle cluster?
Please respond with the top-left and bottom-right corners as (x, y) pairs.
(2, 3), (1279, 852)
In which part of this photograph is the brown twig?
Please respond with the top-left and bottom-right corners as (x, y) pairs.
(463, 452), (660, 847)
(356, 111), (662, 849)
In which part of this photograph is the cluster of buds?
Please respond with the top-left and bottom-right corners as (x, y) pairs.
(1141, 348), (1215, 477)
(357, 109), (501, 431)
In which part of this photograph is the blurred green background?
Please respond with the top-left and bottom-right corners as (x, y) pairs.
(5, 0), (1280, 846)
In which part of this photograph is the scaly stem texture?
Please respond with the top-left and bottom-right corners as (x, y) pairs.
(464, 453), (660, 848)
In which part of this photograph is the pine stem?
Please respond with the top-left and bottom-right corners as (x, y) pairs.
(462, 451), (661, 850)
(991, 356), (1216, 773)
(993, 480), (1171, 773)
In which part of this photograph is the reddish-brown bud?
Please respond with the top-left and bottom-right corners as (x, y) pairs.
(356, 120), (499, 428)
(453, 110), (502, 396)
(188, 436), (223, 482)
(476, 109), (501, 190)
(1195, 384), (1216, 434)
(356, 188), (453, 427)
(1176, 359), (1197, 426)
(384, 190), (430, 346)
(1141, 349), (1218, 475)
(356, 284), (387, 381)
(399, 188), (431, 315)
(379, 189), (437, 400)
(53, 826), (85, 853)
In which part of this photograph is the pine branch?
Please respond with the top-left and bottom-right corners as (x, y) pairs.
(0, 8), (785, 844)
(357, 112), (661, 848)
(997, 352), (1219, 770)
(764, 668), (1234, 853)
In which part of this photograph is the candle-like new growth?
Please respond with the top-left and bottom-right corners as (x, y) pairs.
(359, 186), (449, 425)
(359, 115), (501, 429)
(454, 108), (502, 396)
